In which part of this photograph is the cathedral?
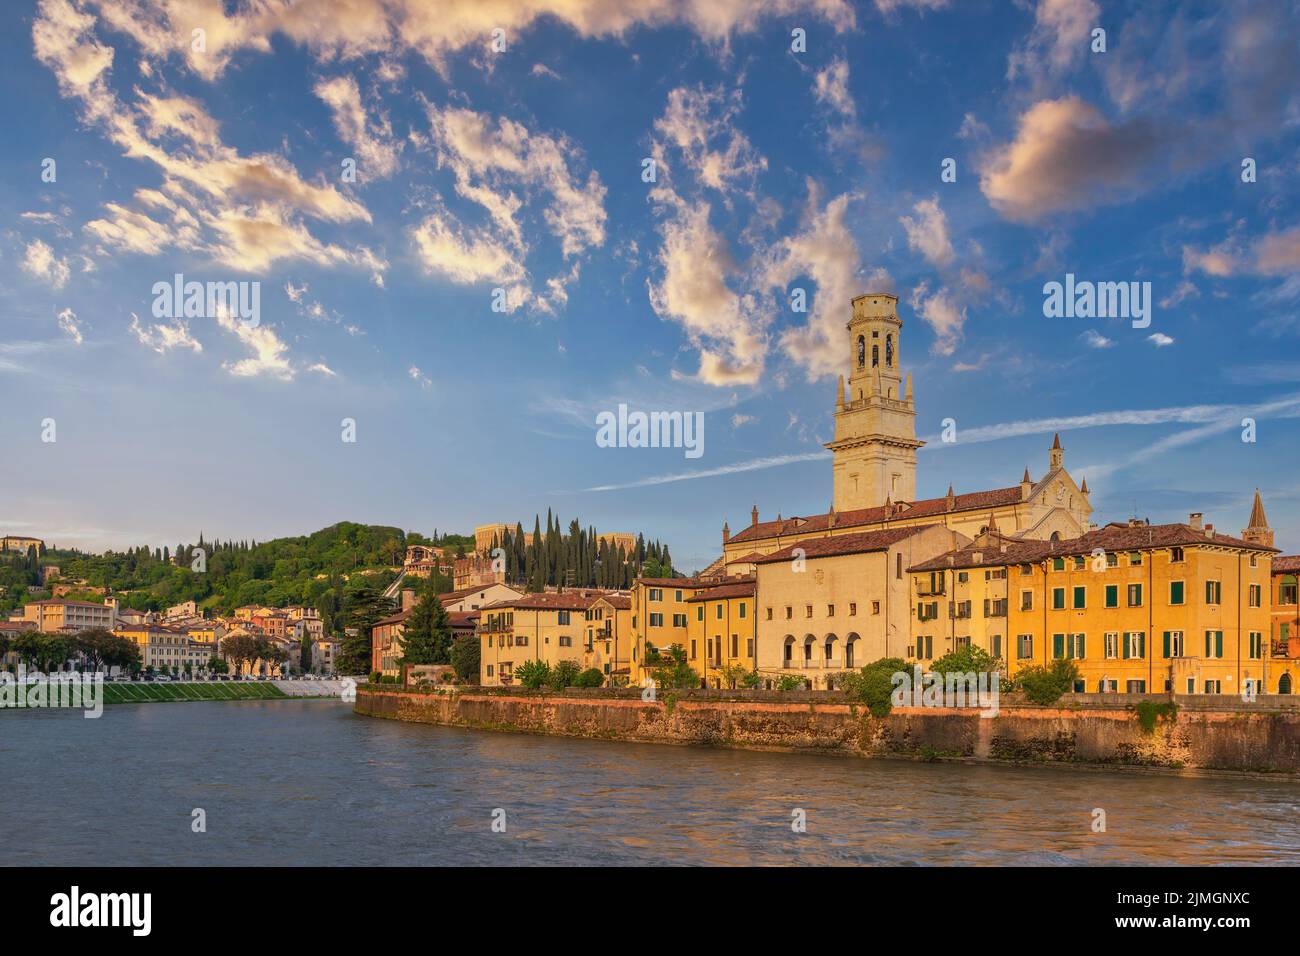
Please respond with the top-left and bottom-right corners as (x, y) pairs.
(712, 292), (1094, 574)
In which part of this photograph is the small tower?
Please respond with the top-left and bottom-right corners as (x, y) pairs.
(1241, 489), (1274, 549)
(722, 521), (730, 545)
(751, 504), (759, 527)
(1020, 467), (1032, 501)
(1049, 432), (1064, 471)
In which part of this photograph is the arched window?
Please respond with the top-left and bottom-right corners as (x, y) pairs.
(857, 335), (865, 368)
(1280, 673), (1292, 695)
(872, 344), (879, 367)
(885, 334), (893, 367)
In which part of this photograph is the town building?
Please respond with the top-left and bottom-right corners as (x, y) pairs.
(478, 590), (620, 686)
(22, 598), (116, 633)
(753, 525), (963, 689)
(629, 577), (713, 684)
(684, 577), (756, 688)
(1, 535), (43, 553)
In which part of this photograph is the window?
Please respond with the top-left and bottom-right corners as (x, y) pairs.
(674, 590), (683, 602)
(825, 604), (834, 617)
(673, 613), (687, 628)
(1126, 680), (1146, 693)
(1104, 584), (1118, 608)
(1169, 581), (1185, 605)
(486, 665), (494, 677)
(850, 602), (857, 615)
(1205, 580), (1221, 605)
(731, 635), (738, 657)
(958, 571), (969, 583)
(649, 588), (663, 601)
(1204, 680), (1221, 694)
(805, 605), (813, 619)
(1282, 579), (1299, 605)
(746, 638), (754, 657)
(1020, 590), (1033, 611)
(871, 601), (879, 615)
(1073, 556), (1085, 570)
(1127, 583), (1142, 607)
(557, 610), (571, 625)
(896, 553), (903, 579)
(1170, 547), (1185, 562)
(739, 603), (747, 619)
(1163, 631), (1184, 658)
(558, 636), (572, 647)
(516, 636), (528, 646)
(1128, 551), (1142, 566)
(1052, 633), (1065, 659)
(1099, 679), (1117, 693)
(692, 640), (699, 659)
(1020, 563), (1033, 576)
(785, 606), (793, 620)
(715, 605), (723, 620)
(915, 635), (933, 660)
(1204, 630), (1224, 659)
(1249, 554), (1258, 568)
(766, 607), (773, 620)
(1052, 587), (1066, 610)
(1072, 586), (1086, 609)
(1122, 631), (1145, 660)
(1068, 633), (1085, 659)
(955, 636), (971, 649)
(1249, 584), (1261, 608)
(697, 606), (704, 622)
(648, 613), (663, 627)
(1104, 632), (1119, 659)
(1054, 633), (1085, 659)
(1106, 552), (1118, 568)
(1053, 557), (1065, 571)
(1249, 631), (1263, 659)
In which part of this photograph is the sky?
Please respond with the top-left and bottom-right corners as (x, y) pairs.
(1, 0), (1298, 572)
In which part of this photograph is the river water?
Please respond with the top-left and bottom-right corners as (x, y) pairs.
(3, 699), (1297, 865)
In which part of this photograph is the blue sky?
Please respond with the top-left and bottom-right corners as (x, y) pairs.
(2, 0), (1298, 571)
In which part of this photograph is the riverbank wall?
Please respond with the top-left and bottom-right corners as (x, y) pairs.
(354, 686), (1300, 774)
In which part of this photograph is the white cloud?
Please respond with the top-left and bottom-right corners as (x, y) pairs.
(812, 57), (854, 118)
(129, 312), (202, 354)
(730, 413), (756, 428)
(653, 85), (766, 193)
(909, 282), (965, 356)
(1080, 329), (1114, 349)
(56, 307), (84, 344)
(1007, 0), (1100, 87)
(214, 313), (295, 380)
(313, 74), (402, 179)
(408, 365), (431, 389)
(1147, 332), (1175, 347)
(899, 196), (954, 268)
(21, 239), (71, 288)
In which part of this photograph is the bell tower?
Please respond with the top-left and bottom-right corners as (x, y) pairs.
(825, 293), (923, 511)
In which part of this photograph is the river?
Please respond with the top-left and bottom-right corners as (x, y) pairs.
(3, 699), (1297, 865)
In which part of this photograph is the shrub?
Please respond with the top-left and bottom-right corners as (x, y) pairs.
(514, 660), (551, 690)
(929, 645), (1001, 684)
(573, 668), (605, 688)
(775, 675), (805, 692)
(369, 671), (381, 683)
(549, 660), (582, 689)
(1017, 659), (1080, 705)
(841, 657), (909, 717)
(1134, 699), (1178, 733)
(738, 669), (761, 689)
(450, 635), (480, 683)
(652, 659), (700, 689)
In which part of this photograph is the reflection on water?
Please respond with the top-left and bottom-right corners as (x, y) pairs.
(3, 700), (1297, 866)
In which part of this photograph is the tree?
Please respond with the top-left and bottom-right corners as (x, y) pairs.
(338, 585), (395, 675)
(549, 659), (581, 689)
(841, 657), (910, 717)
(514, 660), (551, 689)
(221, 634), (259, 676)
(573, 667), (605, 688)
(1016, 659), (1079, 705)
(929, 645), (1001, 680)
(400, 594), (453, 665)
(300, 637), (313, 672)
(719, 662), (749, 689)
(450, 635), (480, 683)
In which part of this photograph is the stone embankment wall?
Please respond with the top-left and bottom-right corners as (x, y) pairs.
(354, 686), (1300, 774)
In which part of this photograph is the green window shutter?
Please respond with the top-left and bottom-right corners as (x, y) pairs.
(1122, 632), (1131, 659)
(1163, 631), (1171, 657)
(1077, 634), (1085, 659)
(1105, 585), (1117, 608)
(1215, 631), (1223, 658)
(1053, 633), (1064, 659)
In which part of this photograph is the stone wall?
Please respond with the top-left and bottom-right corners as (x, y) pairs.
(354, 687), (1300, 774)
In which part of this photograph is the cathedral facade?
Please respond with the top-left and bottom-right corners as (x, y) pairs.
(714, 292), (1093, 574)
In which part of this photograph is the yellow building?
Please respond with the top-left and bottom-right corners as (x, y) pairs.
(629, 577), (713, 684)
(684, 577), (756, 688)
(23, 598), (116, 632)
(752, 524), (965, 689)
(582, 593), (632, 682)
(114, 624), (212, 674)
(913, 514), (1278, 695)
(479, 590), (622, 686)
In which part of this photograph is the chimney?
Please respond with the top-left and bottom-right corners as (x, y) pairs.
(751, 504), (759, 527)
(401, 588), (416, 612)
(1020, 467), (1032, 502)
(722, 521), (730, 545)
(1205, 524), (1214, 538)
(1188, 512), (1203, 531)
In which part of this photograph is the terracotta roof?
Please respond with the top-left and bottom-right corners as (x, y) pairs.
(25, 598), (111, 608)
(437, 583), (516, 604)
(910, 522), (1280, 573)
(635, 577), (710, 588)
(1274, 555), (1300, 573)
(685, 576), (756, 601)
(728, 486), (1025, 544)
(374, 608), (413, 627)
(1247, 490), (1269, 529)
(591, 593), (632, 610)
(447, 611), (481, 628)
(480, 590), (605, 611)
(752, 526), (930, 564)
(725, 551), (767, 564)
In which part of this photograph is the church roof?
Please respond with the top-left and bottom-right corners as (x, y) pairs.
(728, 486), (1025, 544)
(1247, 489), (1269, 529)
(752, 526), (931, 563)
